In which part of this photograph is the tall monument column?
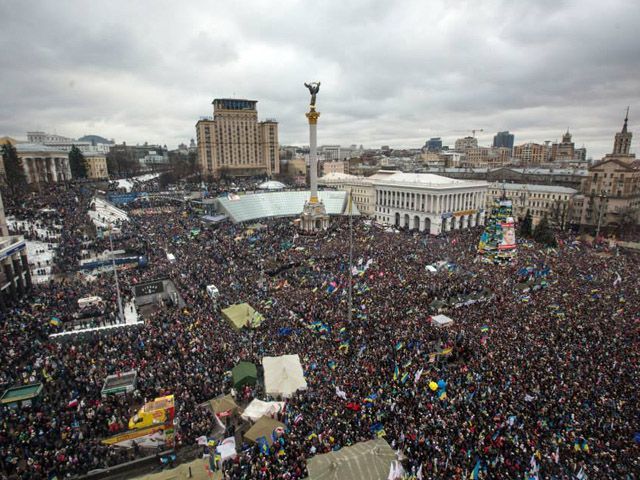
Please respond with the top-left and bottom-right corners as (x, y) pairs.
(300, 81), (329, 232)
(306, 109), (320, 203)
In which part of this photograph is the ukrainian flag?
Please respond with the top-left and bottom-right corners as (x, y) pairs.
(393, 364), (399, 381)
(480, 325), (489, 333)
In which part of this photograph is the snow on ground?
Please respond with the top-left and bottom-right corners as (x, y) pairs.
(7, 216), (61, 242)
(49, 300), (142, 338)
(115, 173), (160, 192)
(89, 198), (129, 228)
(7, 216), (61, 284)
(26, 240), (57, 284)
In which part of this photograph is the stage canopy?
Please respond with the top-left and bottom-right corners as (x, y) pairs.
(306, 439), (396, 480)
(221, 303), (264, 330)
(263, 354), (307, 398)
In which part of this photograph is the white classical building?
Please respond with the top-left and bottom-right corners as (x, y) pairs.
(14, 143), (71, 184)
(319, 170), (488, 234)
(373, 172), (488, 234)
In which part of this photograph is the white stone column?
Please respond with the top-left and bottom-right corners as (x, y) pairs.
(309, 121), (318, 202)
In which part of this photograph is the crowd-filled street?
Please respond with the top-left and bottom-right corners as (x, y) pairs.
(0, 182), (638, 480)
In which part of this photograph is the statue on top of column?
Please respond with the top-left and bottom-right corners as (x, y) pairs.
(304, 82), (321, 108)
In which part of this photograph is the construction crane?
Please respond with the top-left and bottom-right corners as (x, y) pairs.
(452, 129), (484, 138)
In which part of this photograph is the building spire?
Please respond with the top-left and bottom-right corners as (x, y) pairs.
(622, 106), (629, 133)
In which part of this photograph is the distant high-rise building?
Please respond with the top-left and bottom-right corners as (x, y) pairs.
(196, 98), (279, 178)
(424, 137), (442, 152)
(493, 131), (514, 149)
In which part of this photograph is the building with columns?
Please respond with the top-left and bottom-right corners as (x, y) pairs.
(373, 172), (488, 234)
(14, 143), (71, 184)
(0, 192), (31, 309)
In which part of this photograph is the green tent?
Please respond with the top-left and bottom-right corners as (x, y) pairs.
(1, 383), (43, 407)
(221, 303), (264, 330)
(232, 361), (257, 389)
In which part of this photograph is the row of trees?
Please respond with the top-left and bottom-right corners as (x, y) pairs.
(1, 143), (27, 199)
(518, 210), (557, 246)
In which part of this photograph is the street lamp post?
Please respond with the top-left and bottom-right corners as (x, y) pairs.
(108, 226), (125, 323)
(347, 190), (353, 326)
(595, 190), (607, 240)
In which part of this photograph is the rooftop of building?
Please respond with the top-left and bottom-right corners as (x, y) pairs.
(489, 182), (578, 194)
(13, 143), (68, 154)
(374, 171), (486, 188)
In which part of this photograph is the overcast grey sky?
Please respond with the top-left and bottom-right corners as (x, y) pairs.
(1, 0), (638, 158)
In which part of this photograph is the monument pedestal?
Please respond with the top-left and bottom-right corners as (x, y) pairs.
(300, 200), (329, 232)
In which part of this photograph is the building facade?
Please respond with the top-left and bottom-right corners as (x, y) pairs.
(27, 131), (112, 154)
(463, 147), (511, 167)
(85, 153), (109, 179)
(196, 99), (279, 178)
(487, 183), (577, 227)
(321, 160), (346, 176)
(550, 130), (587, 162)
(373, 172), (488, 234)
(513, 142), (549, 164)
(318, 172), (376, 216)
(0, 192), (31, 309)
(454, 136), (478, 153)
(579, 112), (639, 230)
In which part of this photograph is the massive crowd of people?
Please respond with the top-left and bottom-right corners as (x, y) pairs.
(0, 180), (638, 480)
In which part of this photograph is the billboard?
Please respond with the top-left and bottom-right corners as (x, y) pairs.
(498, 220), (516, 250)
(134, 280), (164, 297)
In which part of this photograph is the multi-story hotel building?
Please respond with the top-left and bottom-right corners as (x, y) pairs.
(196, 99), (279, 178)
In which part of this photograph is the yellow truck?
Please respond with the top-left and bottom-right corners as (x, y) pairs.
(128, 395), (175, 430)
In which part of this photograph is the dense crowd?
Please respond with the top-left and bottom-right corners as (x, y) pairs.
(0, 181), (638, 480)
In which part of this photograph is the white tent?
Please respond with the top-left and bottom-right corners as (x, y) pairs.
(431, 314), (454, 328)
(262, 354), (308, 398)
(240, 399), (286, 422)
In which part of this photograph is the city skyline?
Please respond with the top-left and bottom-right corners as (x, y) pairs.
(1, 0), (639, 159)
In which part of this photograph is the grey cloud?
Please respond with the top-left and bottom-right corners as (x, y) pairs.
(0, 0), (638, 158)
